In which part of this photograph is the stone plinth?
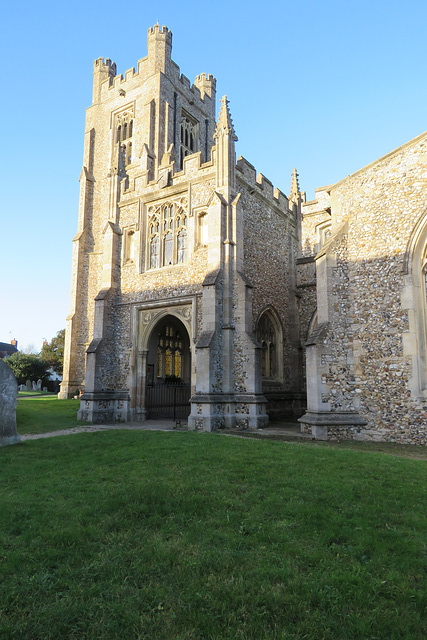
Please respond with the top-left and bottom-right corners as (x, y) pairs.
(298, 410), (367, 441)
(78, 390), (130, 423)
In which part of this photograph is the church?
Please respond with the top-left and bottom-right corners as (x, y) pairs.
(60, 24), (427, 444)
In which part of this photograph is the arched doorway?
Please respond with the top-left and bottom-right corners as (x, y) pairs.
(145, 314), (191, 419)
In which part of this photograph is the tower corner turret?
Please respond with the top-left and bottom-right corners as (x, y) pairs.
(92, 57), (116, 104)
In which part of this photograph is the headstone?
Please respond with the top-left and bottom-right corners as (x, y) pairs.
(43, 387), (47, 392)
(32, 381), (37, 391)
(0, 360), (21, 446)
(36, 379), (42, 391)
(18, 384), (25, 391)
(26, 379), (31, 391)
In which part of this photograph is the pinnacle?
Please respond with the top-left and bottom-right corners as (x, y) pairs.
(214, 96), (238, 141)
(290, 168), (300, 199)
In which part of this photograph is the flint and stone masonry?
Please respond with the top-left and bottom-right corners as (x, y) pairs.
(298, 134), (427, 444)
(60, 25), (303, 430)
(61, 24), (427, 443)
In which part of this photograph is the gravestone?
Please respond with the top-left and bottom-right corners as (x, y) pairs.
(18, 384), (25, 391)
(43, 387), (47, 392)
(32, 381), (37, 391)
(26, 379), (31, 391)
(0, 360), (21, 446)
(36, 379), (42, 391)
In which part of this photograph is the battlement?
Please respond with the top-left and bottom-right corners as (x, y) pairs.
(179, 73), (191, 90)
(194, 73), (216, 99)
(92, 26), (215, 116)
(236, 156), (289, 212)
(93, 57), (117, 74)
(147, 24), (172, 43)
(195, 73), (216, 85)
(93, 57), (117, 103)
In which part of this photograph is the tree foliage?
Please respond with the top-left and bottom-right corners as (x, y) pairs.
(5, 352), (51, 385)
(40, 329), (65, 376)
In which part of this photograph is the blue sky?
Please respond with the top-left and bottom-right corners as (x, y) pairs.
(1, 0), (427, 351)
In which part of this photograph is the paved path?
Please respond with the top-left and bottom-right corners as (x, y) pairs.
(20, 420), (309, 441)
(20, 420), (179, 441)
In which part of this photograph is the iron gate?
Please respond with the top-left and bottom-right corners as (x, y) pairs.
(146, 383), (191, 419)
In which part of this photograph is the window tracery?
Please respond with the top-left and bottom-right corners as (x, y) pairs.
(115, 111), (134, 167)
(147, 196), (188, 270)
(256, 310), (281, 380)
(180, 113), (198, 169)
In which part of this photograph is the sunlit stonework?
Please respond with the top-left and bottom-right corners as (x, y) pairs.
(60, 24), (427, 444)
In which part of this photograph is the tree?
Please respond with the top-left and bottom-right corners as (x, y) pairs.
(40, 329), (65, 376)
(5, 352), (51, 386)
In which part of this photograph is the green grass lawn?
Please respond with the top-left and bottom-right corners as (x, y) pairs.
(18, 391), (56, 397)
(0, 431), (426, 639)
(16, 397), (81, 434)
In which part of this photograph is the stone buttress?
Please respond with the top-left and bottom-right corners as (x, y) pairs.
(188, 98), (268, 430)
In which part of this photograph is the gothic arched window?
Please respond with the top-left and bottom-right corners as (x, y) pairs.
(147, 197), (188, 270)
(156, 324), (184, 380)
(256, 309), (282, 381)
(115, 111), (134, 158)
(180, 113), (198, 169)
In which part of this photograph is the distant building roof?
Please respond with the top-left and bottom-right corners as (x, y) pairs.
(0, 342), (18, 359)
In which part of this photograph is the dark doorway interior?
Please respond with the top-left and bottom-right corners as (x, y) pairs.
(145, 314), (191, 419)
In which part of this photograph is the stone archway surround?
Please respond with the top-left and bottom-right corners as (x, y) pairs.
(130, 296), (197, 421)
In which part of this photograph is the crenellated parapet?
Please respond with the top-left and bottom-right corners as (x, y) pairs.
(94, 26), (216, 114)
(147, 23), (172, 39)
(92, 57), (117, 104)
(236, 156), (291, 215)
(194, 73), (216, 99)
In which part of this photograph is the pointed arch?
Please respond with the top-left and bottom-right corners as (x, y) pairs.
(402, 210), (427, 396)
(256, 307), (283, 382)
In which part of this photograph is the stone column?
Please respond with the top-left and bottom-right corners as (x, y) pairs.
(136, 350), (149, 422)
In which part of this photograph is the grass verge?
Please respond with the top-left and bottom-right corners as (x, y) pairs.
(0, 431), (426, 639)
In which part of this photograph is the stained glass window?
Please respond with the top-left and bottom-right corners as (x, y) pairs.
(157, 348), (162, 378)
(175, 351), (182, 377)
(165, 349), (172, 376)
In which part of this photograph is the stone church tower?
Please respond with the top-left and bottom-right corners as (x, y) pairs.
(60, 25), (303, 429)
